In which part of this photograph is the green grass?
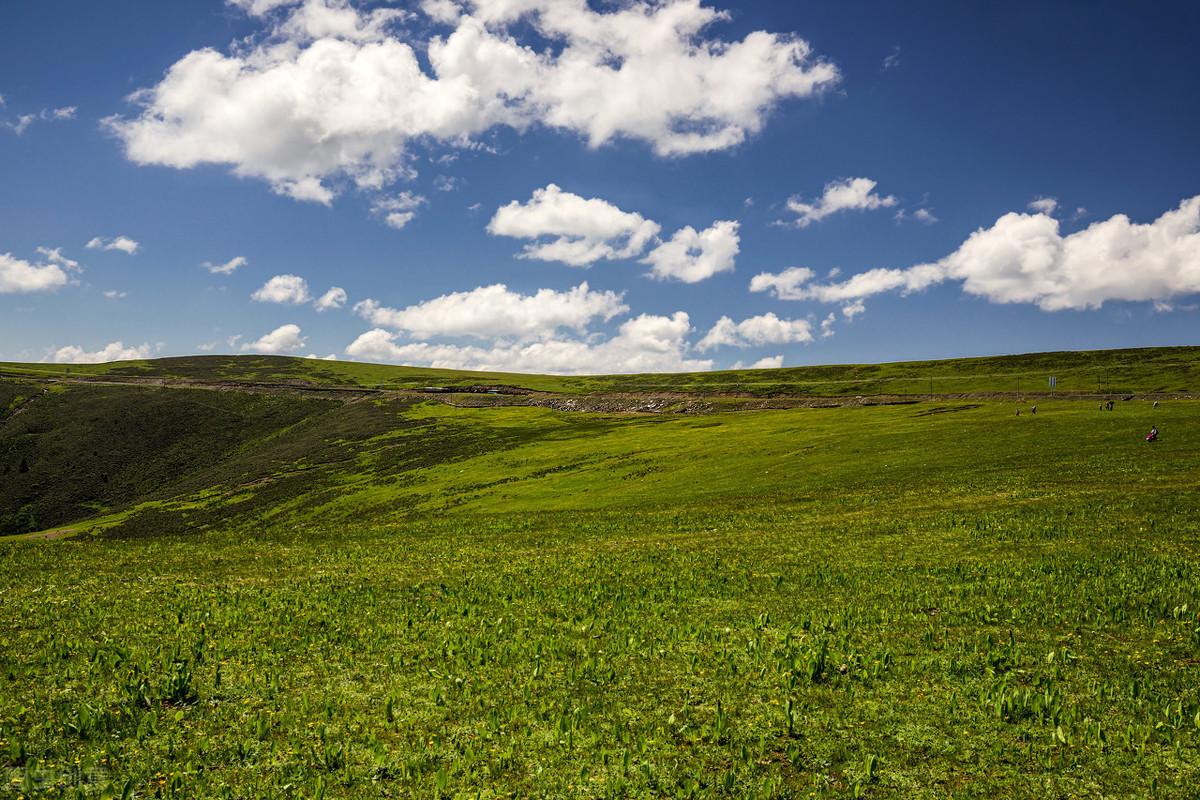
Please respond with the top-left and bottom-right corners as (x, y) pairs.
(5, 344), (1200, 395)
(1, 350), (1199, 797)
(0, 383), (336, 534)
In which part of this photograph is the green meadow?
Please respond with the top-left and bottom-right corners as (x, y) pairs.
(2, 349), (1199, 798)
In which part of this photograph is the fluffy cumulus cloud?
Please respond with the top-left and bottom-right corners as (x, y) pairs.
(697, 312), (813, 351)
(372, 192), (426, 229)
(488, 184), (660, 267)
(731, 355), (783, 370)
(314, 286), (347, 311)
(46, 341), (153, 364)
(0, 248), (79, 294)
(751, 195), (1200, 312)
(203, 256), (248, 275)
(346, 311), (711, 374)
(354, 282), (627, 341)
(86, 235), (140, 255)
(107, 0), (838, 203)
(251, 274), (311, 304)
(819, 312), (836, 338)
(782, 177), (897, 228)
(241, 323), (306, 353)
(642, 220), (739, 283)
(841, 299), (866, 320)
(747, 266), (815, 300)
(343, 278), (731, 373)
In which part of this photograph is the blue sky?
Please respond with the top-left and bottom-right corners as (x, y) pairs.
(2, 0), (1198, 372)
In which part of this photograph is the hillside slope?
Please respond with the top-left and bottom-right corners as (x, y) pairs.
(0, 382), (337, 533)
(3, 349), (1200, 797)
(3, 347), (1197, 537)
(5, 344), (1200, 396)
(2, 350), (1199, 797)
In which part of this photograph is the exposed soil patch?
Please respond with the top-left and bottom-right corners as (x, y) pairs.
(914, 404), (984, 417)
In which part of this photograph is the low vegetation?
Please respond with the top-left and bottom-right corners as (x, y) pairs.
(1, 349), (1198, 797)
(4, 343), (1200, 395)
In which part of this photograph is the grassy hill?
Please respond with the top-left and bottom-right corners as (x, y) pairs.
(5, 343), (1200, 396)
(1, 348), (1198, 797)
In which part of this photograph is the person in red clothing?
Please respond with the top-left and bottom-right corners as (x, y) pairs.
(1145, 426), (1159, 442)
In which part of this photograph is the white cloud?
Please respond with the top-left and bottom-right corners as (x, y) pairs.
(86, 235), (140, 255)
(752, 195), (1200, 312)
(277, 176), (336, 205)
(642, 220), (739, 283)
(277, 0), (409, 43)
(782, 177), (897, 228)
(252, 274), (311, 304)
(204, 255), (248, 275)
(305, 352), (338, 360)
(733, 355), (783, 369)
(1028, 196), (1058, 215)
(841, 299), (866, 320)
(882, 45), (901, 71)
(382, 212), (415, 229)
(697, 312), (813, 351)
(747, 266), (816, 300)
(354, 282), (627, 341)
(197, 341), (218, 352)
(912, 208), (938, 224)
(488, 184), (660, 267)
(242, 323), (306, 353)
(373, 192), (426, 229)
(819, 312), (836, 339)
(346, 311), (710, 374)
(420, 0), (460, 25)
(35, 247), (80, 271)
(102, 290), (128, 300)
(47, 341), (152, 364)
(7, 114), (35, 135)
(0, 249), (77, 294)
(5, 106), (76, 135)
(228, 0), (301, 15)
(314, 286), (347, 311)
(107, 0), (838, 203)
(752, 262), (943, 304)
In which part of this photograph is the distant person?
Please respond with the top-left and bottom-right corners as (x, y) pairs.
(1146, 426), (1159, 442)
(1030, 405), (1037, 415)
(1015, 409), (1021, 416)
(1153, 400), (1160, 409)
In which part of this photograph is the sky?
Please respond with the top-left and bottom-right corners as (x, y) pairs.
(2, 0), (1199, 373)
